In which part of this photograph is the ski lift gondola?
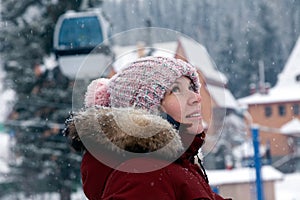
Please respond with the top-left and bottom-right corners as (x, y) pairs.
(53, 9), (113, 79)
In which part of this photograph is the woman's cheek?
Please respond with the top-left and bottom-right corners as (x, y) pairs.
(186, 121), (204, 134)
(163, 103), (183, 122)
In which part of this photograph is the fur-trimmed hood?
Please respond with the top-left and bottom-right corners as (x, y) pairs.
(66, 107), (184, 159)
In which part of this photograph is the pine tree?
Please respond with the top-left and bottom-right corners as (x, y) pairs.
(256, 1), (284, 86)
(239, 0), (283, 97)
(1, 0), (84, 199)
(216, 15), (242, 97)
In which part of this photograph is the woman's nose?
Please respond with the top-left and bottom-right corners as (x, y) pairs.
(188, 91), (202, 104)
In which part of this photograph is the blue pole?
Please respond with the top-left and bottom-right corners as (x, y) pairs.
(252, 125), (264, 200)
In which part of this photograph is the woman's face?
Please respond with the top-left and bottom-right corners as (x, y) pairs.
(161, 76), (203, 134)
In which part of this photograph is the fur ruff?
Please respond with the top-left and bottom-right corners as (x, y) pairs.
(67, 107), (184, 159)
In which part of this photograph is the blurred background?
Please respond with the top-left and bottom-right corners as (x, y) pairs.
(0, 0), (300, 199)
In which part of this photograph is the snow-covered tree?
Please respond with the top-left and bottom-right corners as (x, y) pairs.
(1, 0), (84, 199)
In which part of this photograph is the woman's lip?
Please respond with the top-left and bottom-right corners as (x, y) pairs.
(186, 111), (202, 118)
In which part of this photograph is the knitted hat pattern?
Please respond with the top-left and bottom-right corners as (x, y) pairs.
(108, 56), (200, 113)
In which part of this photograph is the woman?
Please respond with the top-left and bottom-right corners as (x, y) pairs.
(64, 56), (231, 200)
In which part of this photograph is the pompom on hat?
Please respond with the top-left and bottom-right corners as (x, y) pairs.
(84, 56), (200, 113)
(84, 78), (110, 107)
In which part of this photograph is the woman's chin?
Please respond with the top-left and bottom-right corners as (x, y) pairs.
(186, 124), (204, 135)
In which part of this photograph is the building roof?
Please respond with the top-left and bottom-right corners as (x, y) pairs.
(206, 84), (238, 109)
(232, 139), (266, 159)
(238, 85), (300, 105)
(276, 36), (300, 89)
(207, 165), (283, 185)
(178, 36), (228, 85)
(280, 118), (300, 135)
(238, 36), (300, 106)
(112, 41), (177, 73)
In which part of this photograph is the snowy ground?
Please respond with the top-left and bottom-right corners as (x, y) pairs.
(0, 190), (87, 200)
(275, 172), (300, 200)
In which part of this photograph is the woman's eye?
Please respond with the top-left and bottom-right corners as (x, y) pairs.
(171, 86), (180, 93)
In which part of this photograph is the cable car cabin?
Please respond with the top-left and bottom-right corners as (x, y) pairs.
(53, 10), (113, 79)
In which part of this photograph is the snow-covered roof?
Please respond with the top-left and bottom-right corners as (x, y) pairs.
(238, 84), (300, 105)
(152, 42), (178, 57)
(238, 36), (300, 105)
(178, 36), (227, 85)
(276, 36), (300, 88)
(232, 140), (266, 159)
(206, 84), (239, 109)
(112, 46), (138, 72)
(207, 165), (283, 186)
(112, 41), (177, 73)
(280, 118), (300, 135)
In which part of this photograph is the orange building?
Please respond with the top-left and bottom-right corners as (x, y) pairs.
(238, 36), (300, 171)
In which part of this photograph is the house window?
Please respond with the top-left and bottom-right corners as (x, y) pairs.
(278, 105), (286, 116)
(265, 106), (272, 117)
(293, 104), (300, 115)
(296, 74), (300, 82)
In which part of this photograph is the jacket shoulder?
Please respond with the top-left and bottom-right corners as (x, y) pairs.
(102, 159), (176, 200)
(102, 158), (220, 200)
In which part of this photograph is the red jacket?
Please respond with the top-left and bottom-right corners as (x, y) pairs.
(81, 151), (113, 200)
(82, 136), (230, 200)
(67, 107), (231, 199)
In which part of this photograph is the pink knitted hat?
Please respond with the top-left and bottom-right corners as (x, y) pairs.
(85, 56), (200, 113)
